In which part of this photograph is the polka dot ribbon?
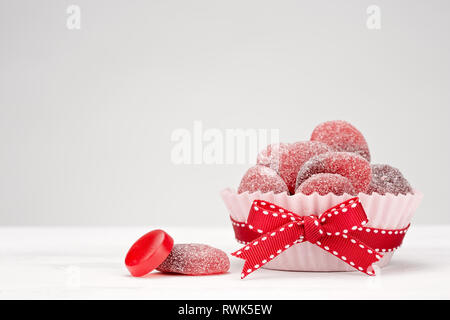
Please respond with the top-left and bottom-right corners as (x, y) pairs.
(231, 197), (410, 279)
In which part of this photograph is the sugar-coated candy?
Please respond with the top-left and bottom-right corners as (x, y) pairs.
(238, 165), (289, 194)
(256, 142), (290, 172)
(296, 152), (371, 193)
(156, 244), (230, 275)
(296, 173), (356, 196)
(257, 141), (331, 194)
(311, 120), (371, 162)
(367, 164), (413, 195)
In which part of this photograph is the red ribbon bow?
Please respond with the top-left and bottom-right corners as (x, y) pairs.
(232, 197), (408, 279)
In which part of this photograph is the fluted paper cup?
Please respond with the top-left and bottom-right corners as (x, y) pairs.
(221, 188), (423, 272)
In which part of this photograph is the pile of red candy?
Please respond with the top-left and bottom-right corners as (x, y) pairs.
(125, 229), (230, 277)
(238, 120), (413, 196)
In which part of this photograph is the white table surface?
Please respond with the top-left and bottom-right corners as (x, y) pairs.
(0, 225), (449, 300)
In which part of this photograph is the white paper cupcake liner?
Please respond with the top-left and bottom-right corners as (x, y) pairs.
(221, 188), (423, 272)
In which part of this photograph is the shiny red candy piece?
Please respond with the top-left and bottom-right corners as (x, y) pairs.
(296, 173), (356, 196)
(157, 244), (230, 275)
(296, 152), (371, 193)
(125, 229), (174, 277)
(238, 165), (289, 194)
(367, 164), (413, 195)
(257, 141), (331, 194)
(311, 120), (371, 162)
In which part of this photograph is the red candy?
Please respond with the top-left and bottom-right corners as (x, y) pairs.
(256, 142), (290, 172)
(311, 120), (371, 162)
(157, 244), (230, 275)
(257, 141), (331, 194)
(237, 121), (413, 198)
(367, 164), (413, 195)
(296, 173), (356, 196)
(238, 165), (289, 194)
(296, 152), (371, 193)
(125, 229), (174, 277)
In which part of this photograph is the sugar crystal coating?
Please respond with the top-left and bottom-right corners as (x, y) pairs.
(366, 164), (413, 195)
(311, 120), (371, 162)
(296, 152), (371, 193)
(257, 141), (331, 194)
(238, 165), (289, 194)
(296, 173), (356, 196)
(156, 244), (230, 275)
(256, 143), (290, 172)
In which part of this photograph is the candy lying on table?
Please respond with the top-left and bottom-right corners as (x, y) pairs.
(157, 244), (230, 275)
(125, 230), (230, 277)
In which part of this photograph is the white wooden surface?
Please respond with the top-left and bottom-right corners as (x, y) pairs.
(0, 226), (449, 299)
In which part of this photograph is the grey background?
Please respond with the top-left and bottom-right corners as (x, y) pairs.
(1, 0), (449, 226)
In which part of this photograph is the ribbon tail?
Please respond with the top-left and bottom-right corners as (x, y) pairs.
(232, 222), (304, 279)
(315, 234), (383, 276)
